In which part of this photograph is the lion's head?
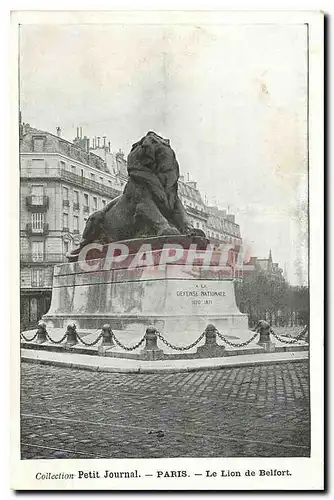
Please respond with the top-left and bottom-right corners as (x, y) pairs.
(127, 131), (179, 182)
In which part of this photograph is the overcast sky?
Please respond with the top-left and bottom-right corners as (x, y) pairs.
(19, 23), (308, 285)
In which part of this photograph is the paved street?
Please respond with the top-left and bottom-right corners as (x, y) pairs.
(21, 361), (310, 459)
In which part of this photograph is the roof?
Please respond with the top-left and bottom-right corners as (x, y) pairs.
(178, 180), (204, 203)
(20, 125), (109, 173)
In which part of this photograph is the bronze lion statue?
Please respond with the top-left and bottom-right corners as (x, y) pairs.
(68, 131), (205, 259)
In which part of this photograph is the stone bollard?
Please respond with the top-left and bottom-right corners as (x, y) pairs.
(203, 324), (218, 346)
(256, 320), (276, 352)
(101, 324), (114, 347)
(197, 324), (226, 358)
(65, 323), (78, 348)
(98, 324), (114, 355)
(35, 320), (47, 344)
(140, 327), (164, 361)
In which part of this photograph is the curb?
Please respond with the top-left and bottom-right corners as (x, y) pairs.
(21, 350), (309, 374)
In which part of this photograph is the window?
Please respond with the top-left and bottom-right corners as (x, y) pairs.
(93, 197), (98, 210)
(60, 160), (66, 170)
(71, 165), (76, 174)
(102, 200), (106, 208)
(90, 173), (95, 181)
(33, 137), (44, 152)
(62, 186), (69, 200)
(63, 241), (69, 255)
(63, 213), (69, 230)
(108, 180), (112, 186)
(73, 215), (79, 232)
(32, 268), (44, 287)
(31, 185), (44, 205)
(81, 169), (84, 178)
(100, 177), (103, 184)
(31, 213), (44, 232)
(31, 159), (44, 172)
(73, 190), (79, 204)
(29, 297), (38, 321)
(31, 241), (44, 261)
(84, 193), (89, 206)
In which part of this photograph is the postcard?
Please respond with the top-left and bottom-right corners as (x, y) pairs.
(10, 9), (324, 491)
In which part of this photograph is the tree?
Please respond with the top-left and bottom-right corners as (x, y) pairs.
(235, 270), (309, 327)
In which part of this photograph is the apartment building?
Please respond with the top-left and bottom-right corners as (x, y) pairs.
(19, 123), (122, 328)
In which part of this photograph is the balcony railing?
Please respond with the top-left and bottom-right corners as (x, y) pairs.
(60, 169), (121, 199)
(63, 199), (70, 207)
(26, 223), (49, 236)
(73, 202), (80, 211)
(26, 195), (49, 211)
(83, 205), (90, 213)
(184, 204), (209, 220)
(73, 229), (80, 234)
(20, 253), (66, 263)
(20, 166), (122, 199)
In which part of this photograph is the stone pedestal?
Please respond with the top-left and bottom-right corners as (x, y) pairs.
(43, 237), (250, 341)
(258, 341), (276, 353)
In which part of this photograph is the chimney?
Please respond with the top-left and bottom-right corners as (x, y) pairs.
(108, 141), (111, 152)
(80, 127), (83, 139)
(86, 138), (90, 152)
(56, 127), (61, 137)
(77, 127), (79, 138)
(103, 136), (106, 148)
(97, 136), (101, 148)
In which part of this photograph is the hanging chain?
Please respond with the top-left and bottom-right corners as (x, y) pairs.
(20, 331), (38, 342)
(270, 326), (308, 344)
(76, 332), (103, 346)
(215, 329), (258, 347)
(112, 334), (146, 351)
(155, 330), (206, 351)
(45, 332), (68, 344)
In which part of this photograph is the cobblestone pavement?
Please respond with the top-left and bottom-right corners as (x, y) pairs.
(20, 361), (310, 459)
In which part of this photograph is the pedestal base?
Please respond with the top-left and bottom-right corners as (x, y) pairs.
(43, 241), (250, 341)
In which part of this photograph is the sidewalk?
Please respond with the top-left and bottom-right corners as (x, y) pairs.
(21, 347), (308, 374)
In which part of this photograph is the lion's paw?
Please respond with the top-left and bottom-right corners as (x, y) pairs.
(157, 226), (180, 236)
(184, 227), (206, 238)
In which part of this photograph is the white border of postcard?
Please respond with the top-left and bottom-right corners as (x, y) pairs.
(10, 9), (324, 491)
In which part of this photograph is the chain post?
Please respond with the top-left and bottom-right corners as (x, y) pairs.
(101, 324), (114, 347)
(35, 321), (47, 344)
(64, 323), (78, 347)
(197, 324), (226, 358)
(256, 320), (276, 352)
(203, 324), (218, 346)
(98, 324), (114, 355)
(140, 327), (164, 360)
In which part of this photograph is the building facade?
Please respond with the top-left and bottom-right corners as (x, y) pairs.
(19, 123), (122, 329)
(248, 250), (284, 280)
(178, 177), (242, 248)
(20, 122), (243, 328)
